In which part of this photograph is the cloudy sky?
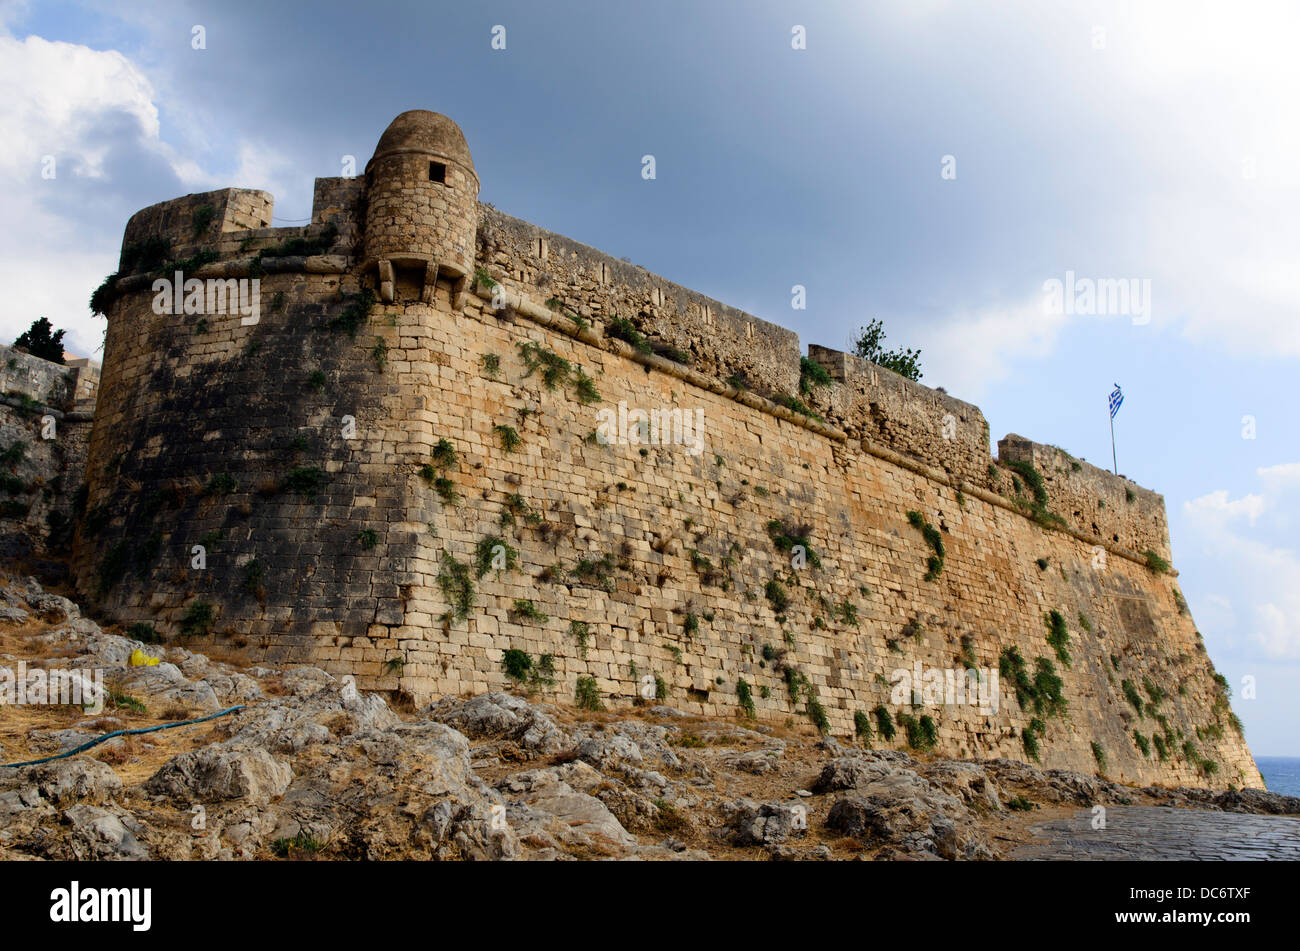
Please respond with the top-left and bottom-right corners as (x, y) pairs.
(3, 0), (1296, 754)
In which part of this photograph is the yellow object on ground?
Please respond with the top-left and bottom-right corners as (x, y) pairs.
(129, 648), (160, 667)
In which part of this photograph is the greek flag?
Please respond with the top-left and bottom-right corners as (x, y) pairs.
(1109, 384), (1123, 419)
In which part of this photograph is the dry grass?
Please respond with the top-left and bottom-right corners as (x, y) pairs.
(0, 601), (240, 783)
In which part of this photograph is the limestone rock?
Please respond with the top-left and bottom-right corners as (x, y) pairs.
(823, 767), (996, 860)
(1, 757), (123, 805)
(813, 753), (901, 792)
(497, 768), (635, 849)
(264, 720), (519, 860)
(425, 692), (568, 753)
(62, 804), (149, 860)
(0, 604), (28, 623)
(725, 799), (808, 847)
(920, 761), (1003, 812)
(281, 666), (337, 698)
(145, 747), (292, 804)
(116, 663), (222, 713)
(724, 750), (783, 775)
(575, 733), (644, 769)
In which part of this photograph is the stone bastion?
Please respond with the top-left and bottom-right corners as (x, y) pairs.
(71, 110), (1258, 788)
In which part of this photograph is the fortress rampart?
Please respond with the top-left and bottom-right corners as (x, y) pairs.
(71, 111), (1259, 789)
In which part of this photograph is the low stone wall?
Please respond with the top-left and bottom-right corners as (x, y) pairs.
(0, 345), (80, 408)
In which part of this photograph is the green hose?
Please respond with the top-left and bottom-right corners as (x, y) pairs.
(0, 704), (246, 769)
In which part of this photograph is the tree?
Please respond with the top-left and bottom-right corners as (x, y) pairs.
(850, 318), (922, 381)
(13, 318), (66, 364)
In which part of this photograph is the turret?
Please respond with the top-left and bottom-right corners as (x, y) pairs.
(363, 110), (480, 304)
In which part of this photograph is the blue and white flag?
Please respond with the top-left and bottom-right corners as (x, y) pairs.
(1109, 384), (1124, 419)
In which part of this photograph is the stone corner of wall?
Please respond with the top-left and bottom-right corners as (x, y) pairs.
(121, 187), (279, 260)
(311, 176), (365, 221)
(996, 432), (1035, 460)
(996, 431), (1171, 557)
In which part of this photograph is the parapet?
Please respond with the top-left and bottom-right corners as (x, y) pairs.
(804, 344), (992, 486)
(311, 176), (365, 247)
(477, 203), (801, 396)
(0, 344), (87, 409)
(998, 434), (1170, 562)
(120, 188), (273, 265)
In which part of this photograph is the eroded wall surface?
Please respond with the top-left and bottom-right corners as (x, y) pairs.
(72, 182), (1259, 790)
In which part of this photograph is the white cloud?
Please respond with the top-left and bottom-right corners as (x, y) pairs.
(0, 35), (162, 179)
(913, 298), (1067, 398)
(1258, 462), (1300, 485)
(1254, 602), (1300, 660)
(1183, 473), (1300, 660)
(908, 1), (1300, 372)
(1184, 489), (1267, 527)
(0, 35), (199, 355)
(1102, 2), (1300, 356)
(0, 30), (311, 356)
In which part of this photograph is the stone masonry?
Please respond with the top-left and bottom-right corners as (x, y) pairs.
(71, 111), (1261, 791)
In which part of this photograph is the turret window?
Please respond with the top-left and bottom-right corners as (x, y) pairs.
(429, 161), (446, 183)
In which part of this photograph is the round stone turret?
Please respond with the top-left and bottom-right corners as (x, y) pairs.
(363, 110), (479, 302)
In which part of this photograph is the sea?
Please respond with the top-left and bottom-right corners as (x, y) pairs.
(1256, 757), (1300, 797)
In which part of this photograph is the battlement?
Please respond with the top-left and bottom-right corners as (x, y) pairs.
(121, 187), (274, 263)
(476, 205), (802, 396)
(804, 343), (991, 485)
(997, 434), (1170, 562)
(100, 169), (1171, 564)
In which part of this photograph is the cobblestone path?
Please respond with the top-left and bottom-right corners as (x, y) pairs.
(1013, 805), (1300, 860)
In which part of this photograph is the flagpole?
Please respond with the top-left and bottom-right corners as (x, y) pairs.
(1109, 384), (1120, 475)
(1110, 410), (1117, 475)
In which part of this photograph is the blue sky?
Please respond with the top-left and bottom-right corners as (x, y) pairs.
(3, 0), (1297, 754)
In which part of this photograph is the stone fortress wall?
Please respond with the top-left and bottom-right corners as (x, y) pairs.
(71, 111), (1260, 790)
(0, 343), (98, 410)
(0, 345), (97, 561)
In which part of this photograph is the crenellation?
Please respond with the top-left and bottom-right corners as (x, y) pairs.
(121, 188), (275, 263)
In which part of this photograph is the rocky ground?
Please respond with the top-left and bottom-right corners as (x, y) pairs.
(2, 572), (1298, 861)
